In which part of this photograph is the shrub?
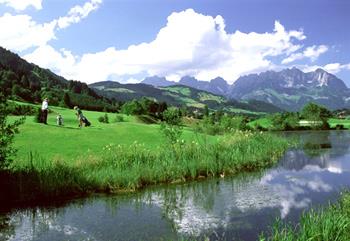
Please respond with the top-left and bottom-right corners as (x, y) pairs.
(8, 103), (36, 116)
(0, 94), (24, 169)
(98, 113), (109, 123)
(160, 107), (183, 145)
(35, 107), (42, 123)
(114, 115), (124, 122)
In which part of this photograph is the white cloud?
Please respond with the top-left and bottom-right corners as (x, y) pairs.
(324, 63), (350, 74)
(0, 13), (56, 51)
(24, 45), (77, 75)
(0, 0), (102, 52)
(301, 62), (350, 74)
(282, 45), (328, 64)
(0, 0), (42, 11)
(57, 0), (102, 29)
(24, 9), (310, 84)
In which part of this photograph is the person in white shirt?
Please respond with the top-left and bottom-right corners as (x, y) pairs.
(41, 98), (48, 124)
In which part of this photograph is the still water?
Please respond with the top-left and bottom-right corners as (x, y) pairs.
(1, 131), (350, 241)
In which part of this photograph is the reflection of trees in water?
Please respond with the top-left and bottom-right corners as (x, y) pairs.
(0, 208), (63, 241)
(278, 149), (329, 170)
(279, 131), (350, 170)
(0, 215), (15, 240)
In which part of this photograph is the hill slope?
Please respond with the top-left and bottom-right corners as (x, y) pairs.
(90, 81), (283, 114)
(0, 46), (116, 111)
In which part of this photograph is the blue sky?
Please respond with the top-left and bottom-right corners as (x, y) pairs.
(0, 0), (349, 85)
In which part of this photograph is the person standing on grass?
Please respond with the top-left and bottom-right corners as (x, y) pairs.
(41, 98), (49, 124)
(74, 106), (91, 127)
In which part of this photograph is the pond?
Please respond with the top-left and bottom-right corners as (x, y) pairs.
(1, 131), (350, 240)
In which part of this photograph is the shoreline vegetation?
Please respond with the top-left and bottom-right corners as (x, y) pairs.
(260, 192), (350, 241)
(1, 130), (290, 206)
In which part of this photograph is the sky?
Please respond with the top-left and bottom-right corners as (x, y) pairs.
(1, 0), (350, 85)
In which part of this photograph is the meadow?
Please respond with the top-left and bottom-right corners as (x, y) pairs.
(10, 104), (217, 161)
(2, 103), (292, 204)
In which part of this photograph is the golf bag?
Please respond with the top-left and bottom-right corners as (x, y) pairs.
(81, 116), (91, 127)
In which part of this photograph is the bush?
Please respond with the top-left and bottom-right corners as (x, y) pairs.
(335, 124), (345, 130)
(98, 113), (109, 123)
(270, 112), (299, 131)
(8, 103), (36, 115)
(114, 115), (124, 122)
(195, 115), (248, 135)
(160, 107), (183, 145)
(35, 107), (42, 123)
(0, 94), (24, 169)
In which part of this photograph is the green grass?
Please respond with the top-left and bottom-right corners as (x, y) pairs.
(260, 192), (350, 241)
(198, 92), (225, 103)
(104, 88), (136, 93)
(328, 118), (350, 129)
(10, 104), (216, 161)
(163, 86), (192, 96)
(248, 117), (272, 129)
(249, 117), (350, 130)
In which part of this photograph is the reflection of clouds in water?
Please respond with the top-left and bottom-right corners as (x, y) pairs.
(270, 183), (311, 218)
(6, 210), (96, 241)
(149, 167), (337, 236)
(287, 175), (332, 192)
(303, 163), (343, 174)
(148, 191), (224, 236)
(262, 171), (333, 218)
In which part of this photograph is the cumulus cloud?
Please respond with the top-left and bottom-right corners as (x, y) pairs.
(0, 13), (56, 51)
(24, 9), (311, 84)
(57, 0), (102, 29)
(0, 0), (42, 11)
(282, 45), (328, 64)
(0, 0), (102, 52)
(301, 62), (350, 74)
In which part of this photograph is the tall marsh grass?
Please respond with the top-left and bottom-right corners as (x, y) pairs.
(2, 131), (291, 204)
(260, 192), (350, 241)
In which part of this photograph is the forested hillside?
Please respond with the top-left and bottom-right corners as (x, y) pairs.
(0, 47), (117, 111)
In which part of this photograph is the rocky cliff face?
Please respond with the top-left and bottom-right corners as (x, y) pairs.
(141, 68), (350, 111)
(230, 68), (349, 110)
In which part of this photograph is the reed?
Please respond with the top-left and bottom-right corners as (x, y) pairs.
(2, 131), (291, 204)
(260, 192), (350, 241)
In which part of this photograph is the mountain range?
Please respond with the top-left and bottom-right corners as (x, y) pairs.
(142, 68), (350, 111)
(1, 45), (349, 113)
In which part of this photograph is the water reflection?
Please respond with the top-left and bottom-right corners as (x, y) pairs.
(1, 131), (350, 241)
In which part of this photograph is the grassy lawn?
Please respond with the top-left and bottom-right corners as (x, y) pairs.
(10, 104), (217, 162)
(248, 117), (272, 129)
(248, 117), (350, 130)
(328, 118), (350, 129)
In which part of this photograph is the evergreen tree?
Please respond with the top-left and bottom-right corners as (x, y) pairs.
(63, 92), (71, 108)
(204, 105), (209, 117)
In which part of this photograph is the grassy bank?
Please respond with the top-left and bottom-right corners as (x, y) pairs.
(260, 192), (350, 241)
(2, 130), (290, 204)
